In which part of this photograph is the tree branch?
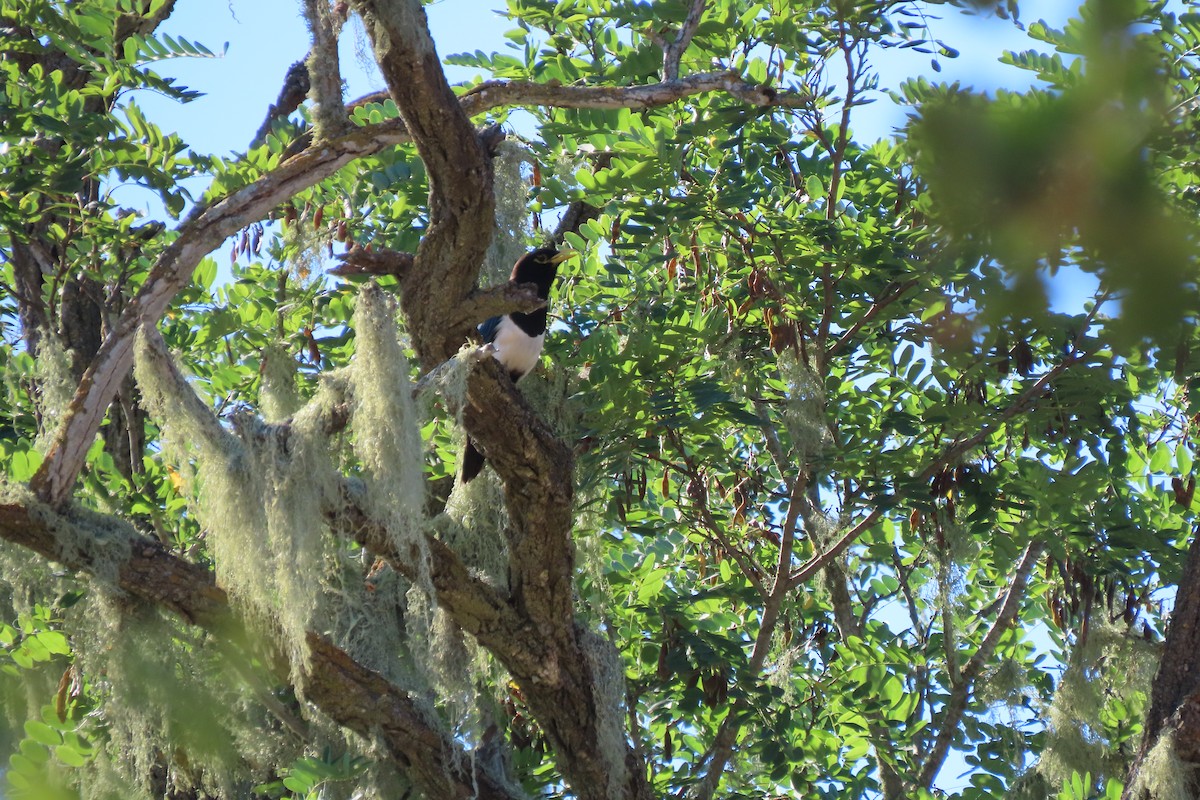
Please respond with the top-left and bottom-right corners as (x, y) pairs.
(451, 281), (547, 331)
(350, 0), (496, 368)
(1123, 527), (1200, 798)
(789, 508), (883, 587)
(460, 70), (807, 113)
(690, 476), (808, 799)
(458, 356), (576, 631)
(662, 0), (708, 81)
(302, 0), (350, 140)
(30, 121), (413, 508)
(251, 59), (312, 149)
(0, 499), (518, 799)
(329, 246), (415, 278)
(828, 279), (919, 358)
(916, 540), (1044, 789)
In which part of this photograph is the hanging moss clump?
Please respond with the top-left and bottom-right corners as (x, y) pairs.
(482, 140), (534, 285)
(30, 336), (77, 451)
(1130, 733), (1197, 800)
(347, 286), (428, 564)
(70, 594), (294, 800)
(1035, 620), (1159, 791)
(134, 329), (340, 674)
(259, 343), (304, 423)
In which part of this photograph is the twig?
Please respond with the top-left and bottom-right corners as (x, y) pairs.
(828, 279), (920, 358)
(916, 541), (1045, 789)
(662, 0), (707, 81)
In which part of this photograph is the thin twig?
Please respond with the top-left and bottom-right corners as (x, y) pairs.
(662, 0), (707, 81)
(916, 541), (1045, 789)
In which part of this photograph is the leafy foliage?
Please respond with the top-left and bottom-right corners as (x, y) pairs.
(0, 0), (1198, 799)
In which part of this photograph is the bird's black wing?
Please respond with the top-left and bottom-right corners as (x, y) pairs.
(478, 314), (503, 344)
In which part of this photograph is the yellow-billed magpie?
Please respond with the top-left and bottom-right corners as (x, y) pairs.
(461, 247), (578, 482)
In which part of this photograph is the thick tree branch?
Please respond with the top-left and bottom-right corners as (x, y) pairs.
(916, 541), (1044, 789)
(350, 0), (496, 368)
(329, 483), (557, 683)
(789, 508), (883, 586)
(0, 500), (517, 799)
(1123, 528), (1200, 798)
(459, 356), (577, 632)
(828, 279), (920, 358)
(448, 353), (655, 800)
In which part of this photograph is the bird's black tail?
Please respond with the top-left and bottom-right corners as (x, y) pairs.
(461, 438), (486, 483)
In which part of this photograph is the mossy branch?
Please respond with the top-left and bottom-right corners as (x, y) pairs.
(1123, 528), (1200, 798)
(350, 0), (496, 369)
(301, 0), (350, 140)
(0, 498), (523, 800)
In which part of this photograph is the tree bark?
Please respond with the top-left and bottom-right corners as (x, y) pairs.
(1122, 529), (1200, 798)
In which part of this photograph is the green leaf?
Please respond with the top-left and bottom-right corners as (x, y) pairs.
(53, 744), (85, 768)
(23, 721), (61, 748)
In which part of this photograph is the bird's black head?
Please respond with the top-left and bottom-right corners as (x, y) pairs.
(510, 247), (578, 298)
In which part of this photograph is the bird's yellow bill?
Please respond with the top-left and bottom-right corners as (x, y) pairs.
(551, 250), (580, 264)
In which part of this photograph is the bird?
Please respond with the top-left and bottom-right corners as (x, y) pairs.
(460, 246), (578, 482)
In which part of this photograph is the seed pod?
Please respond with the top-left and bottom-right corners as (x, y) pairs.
(1014, 339), (1034, 376)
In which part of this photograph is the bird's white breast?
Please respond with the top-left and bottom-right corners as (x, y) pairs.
(490, 315), (545, 378)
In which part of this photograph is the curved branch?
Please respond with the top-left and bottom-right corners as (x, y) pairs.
(350, 0), (496, 368)
(31, 122), (412, 508)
